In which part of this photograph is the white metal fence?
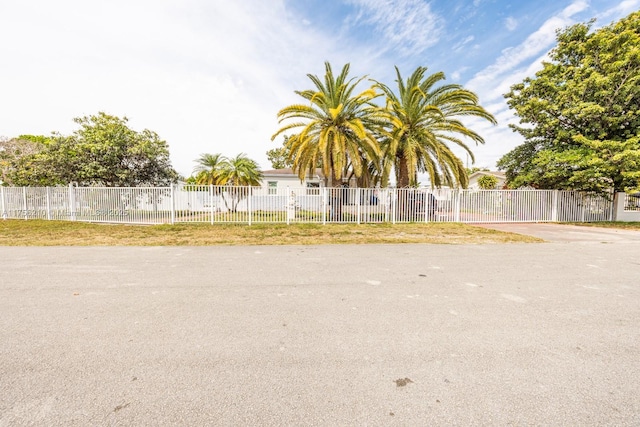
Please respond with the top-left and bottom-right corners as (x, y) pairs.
(0, 184), (614, 225)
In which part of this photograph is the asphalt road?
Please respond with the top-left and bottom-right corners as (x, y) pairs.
(1, 230), (639, 425)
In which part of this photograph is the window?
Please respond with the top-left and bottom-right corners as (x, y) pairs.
(268, 181), (277, 195)
(306, 182), (320, 195)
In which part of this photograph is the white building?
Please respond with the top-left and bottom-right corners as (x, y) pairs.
(467, 171), (507, 189)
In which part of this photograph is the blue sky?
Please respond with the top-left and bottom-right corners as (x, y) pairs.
(0, 0), (638, 180)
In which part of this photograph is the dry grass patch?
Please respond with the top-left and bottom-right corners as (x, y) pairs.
(568, 221), (640, 231)
(0, 220), (542, 246)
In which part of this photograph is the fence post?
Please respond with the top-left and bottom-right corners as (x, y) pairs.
(551, 190), (558, 222)
(46, 187), (51, 220)
(454, 189), (461, 223)
(170, 184), (175, 225)
(1, 186), (6, 220)
(248, 186), (252, 226)
(391, 188), (396, 224)
(286, 185), (291, 226)
(609, 191), (617, 221)
(356, 188), (361, 225)
(22, 187), (28, 220)
(322, 187), (327, 225)
(210, 185), (214, 224)
(68, 183), (77, 221)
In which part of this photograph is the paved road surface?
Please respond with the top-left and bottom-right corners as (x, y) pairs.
(473, 222), (640, 243)
(1, 236), (639, 425)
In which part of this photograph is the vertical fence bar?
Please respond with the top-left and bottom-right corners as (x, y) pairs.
(608, 191), (616, 221)
(356, 188), (361, 225)
(1, 186), (6, 220)
(210, 185), (215, 224)
(286, 186), (291, 225)
(170, 184), (175, 225)
(322, 187), (327, 225)
(46, 187), (51, 220)
(68, 183), (76, 221)
(22, 187), (28, 220)
(391, 188), (396, 224)
(454, 190), (461, 223)
(248, 187), (252, 226)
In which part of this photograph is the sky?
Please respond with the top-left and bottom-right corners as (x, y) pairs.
(1, 0), (638, 179)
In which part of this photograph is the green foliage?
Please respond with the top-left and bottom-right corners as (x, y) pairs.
(477, 175), (499, 189)
(272, 61), (385, 187)
(499, 12), (640, 193)
(272, 62), (495, 189)
(266, 136), (294, 169)
(0, 135), (49, 185)
(374, 66), (496, 188)
(5, 113), (177, 187)
(192, 152), (263, 212)
(193, 153), (263, 187)
(466, 166), (489, 175)
(193, 153), (228, 185)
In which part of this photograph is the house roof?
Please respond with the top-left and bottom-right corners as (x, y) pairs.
(469, 170), (506, 180)
(262, 168), (325, 178)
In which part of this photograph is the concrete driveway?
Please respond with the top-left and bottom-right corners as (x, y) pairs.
(473, 222), (640, 243)
(1, 241), (639, 426)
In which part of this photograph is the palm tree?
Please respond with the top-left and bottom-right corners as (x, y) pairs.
(193, 153), (263, 212)
(218, 153), (263, 213)
(374, 66), (497, 188)
(220, 153), (263, 187)
(271, 61), (385, 188)
(193, 153), (228, 185)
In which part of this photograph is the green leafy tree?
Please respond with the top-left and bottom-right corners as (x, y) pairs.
(498, 12), (640, 194)
(374, 66), (496, 188)
(266, 136), (294, 170)
(0, 135), (49, 185)
(477, 175), (499, 189)
(6, 113), (177, 187)
(271, 62), (384, 187)
(466, 166), (490, 175)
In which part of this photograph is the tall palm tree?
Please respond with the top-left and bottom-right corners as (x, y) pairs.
(271, 61), (385, 188)
(374, 66), (497, 188)
(193, 153), (228, 185)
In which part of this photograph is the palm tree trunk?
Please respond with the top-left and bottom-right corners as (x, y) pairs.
(328, 173), (343, 221)
(396, 155), (411, 220)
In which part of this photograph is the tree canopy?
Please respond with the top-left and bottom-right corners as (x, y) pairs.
(3, 112), (177, 187)
(498, 11), (640, 194)
(374, 66), (496, 188)
(272, 62), (494, 188)
(193, 152), (263, 186)
(266, 136), (294, 170)
(271, 62), (385, 187)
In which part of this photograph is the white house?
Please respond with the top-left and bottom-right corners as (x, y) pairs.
(262, 168), (324, 195)
(467, 171), (507, 189)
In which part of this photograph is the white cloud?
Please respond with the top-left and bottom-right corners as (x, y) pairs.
(344, 0), (443, 56)
(0, 0), (359, 176)
(598, 0), (640, 21)
(466, 0), (588, 103)
(452, 35), (476, 52)
(505, 16), (518, 31)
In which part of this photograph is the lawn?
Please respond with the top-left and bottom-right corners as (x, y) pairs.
(0, 220), (542, 246)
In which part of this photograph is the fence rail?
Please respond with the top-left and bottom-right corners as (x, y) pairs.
(0, 184), (614, 225)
